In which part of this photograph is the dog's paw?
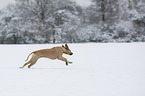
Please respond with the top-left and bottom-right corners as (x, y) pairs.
(69, 62), (73, 64)
(66, 62), (68, 66)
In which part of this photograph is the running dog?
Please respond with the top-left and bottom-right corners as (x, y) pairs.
(20, 44), (73, 68)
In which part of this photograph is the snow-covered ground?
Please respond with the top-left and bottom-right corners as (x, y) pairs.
(0, 43), (145, 96)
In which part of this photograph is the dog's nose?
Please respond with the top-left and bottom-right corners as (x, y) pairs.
(70, 53), (73, 55)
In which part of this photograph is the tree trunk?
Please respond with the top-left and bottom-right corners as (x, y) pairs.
(101, 0), (105, 21)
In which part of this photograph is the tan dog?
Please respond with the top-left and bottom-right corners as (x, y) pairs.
(20, 44), (73, 68)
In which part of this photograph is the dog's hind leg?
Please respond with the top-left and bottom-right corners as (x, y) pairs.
(27, 54), (39, 68)
(28, 61), (37, 68)
(20, 61), (30, 68)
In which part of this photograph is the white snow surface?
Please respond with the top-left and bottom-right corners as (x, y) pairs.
(0, 43), (145, 96)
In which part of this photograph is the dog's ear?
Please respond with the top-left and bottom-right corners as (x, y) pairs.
(65, 44), (69, 50)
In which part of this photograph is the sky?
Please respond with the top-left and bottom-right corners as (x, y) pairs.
(72, 0), (92, 7)
(0, 0), (92, 10)
(0, 0), (15, 9)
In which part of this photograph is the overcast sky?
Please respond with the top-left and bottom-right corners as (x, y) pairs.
(0, 0), (92, 10)
(0, 0), (15, 9)
(72, 0), (92, 7)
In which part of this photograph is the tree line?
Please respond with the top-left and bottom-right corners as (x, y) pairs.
(0, 0), (145, 44)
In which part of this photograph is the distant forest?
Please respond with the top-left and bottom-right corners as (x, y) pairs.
(0, 0), (145, 44)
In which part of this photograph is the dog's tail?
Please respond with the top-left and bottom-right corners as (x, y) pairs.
(25, 52), (34, 62)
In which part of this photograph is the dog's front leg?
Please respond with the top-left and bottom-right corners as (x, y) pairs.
(57, 56), (72, 66)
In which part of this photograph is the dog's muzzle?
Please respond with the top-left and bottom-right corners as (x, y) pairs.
(70, 53), (73, 55)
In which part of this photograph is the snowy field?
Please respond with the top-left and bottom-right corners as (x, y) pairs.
(0, 43), (145, 96)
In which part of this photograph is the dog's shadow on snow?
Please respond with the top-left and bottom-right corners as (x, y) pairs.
(29, 67), (70, 70)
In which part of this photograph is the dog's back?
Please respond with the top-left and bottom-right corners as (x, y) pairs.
(34, 47), (63, 59)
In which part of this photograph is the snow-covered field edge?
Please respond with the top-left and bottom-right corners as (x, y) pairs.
(0, 43), (145, 96)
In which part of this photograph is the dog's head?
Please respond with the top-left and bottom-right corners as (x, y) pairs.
(62, 44), (73, 55)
